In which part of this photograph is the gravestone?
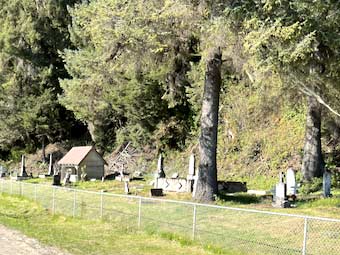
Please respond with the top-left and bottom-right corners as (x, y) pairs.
(63, 172), (71, 186)
(286, 168), (296, 196)
(188, 154), (195, 176)
(53, 174), (61, 186)
(272, 172), (290, 208)
(124, 181), (130, 194)
(156, 154), (166, 178)
(47, 153), (53, 176)
(0, 165), (7, 177)
(192, 167), (200, 198)
(150, 188), (163, 196)
(20, 155), (28, 177)
(323, 170), (332, 198)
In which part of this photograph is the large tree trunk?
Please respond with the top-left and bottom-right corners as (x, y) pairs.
(194, 48), (222, 201)
(302, 95), (324, 181)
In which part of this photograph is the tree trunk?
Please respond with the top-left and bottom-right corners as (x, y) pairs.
(302, 95), (324, 181)
(194, 48), (222, 201)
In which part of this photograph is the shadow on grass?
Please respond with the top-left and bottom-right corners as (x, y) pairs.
(217, 193), (263, 204)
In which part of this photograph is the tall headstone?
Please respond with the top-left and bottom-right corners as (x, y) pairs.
(192, 167), (199, 198)
(323, 170), (332, 198)
(188, 154), (195, 176)
(48, 153), (53, 176)
(20, 155), (28, 177)
(272, 172), (290, 208)
(187, 154), (195, 192)
(156, 154), (165, 178)
(124, 181), (130, 194)
(286, 168), (296, 196)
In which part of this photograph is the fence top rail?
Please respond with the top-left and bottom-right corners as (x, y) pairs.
(4, 179), (340, 223)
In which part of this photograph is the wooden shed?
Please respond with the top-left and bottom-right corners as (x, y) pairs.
(57, 146), (106, 181)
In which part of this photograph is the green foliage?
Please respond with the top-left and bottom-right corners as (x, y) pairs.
(60, 0), (201, 151)
(299, 177), (323, 195)
(0, 0), (85, 151)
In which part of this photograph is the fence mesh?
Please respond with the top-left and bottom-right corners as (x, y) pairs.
(1, 179), (340, 255)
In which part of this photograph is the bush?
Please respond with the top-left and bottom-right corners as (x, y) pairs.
(299, 177), (323, 195)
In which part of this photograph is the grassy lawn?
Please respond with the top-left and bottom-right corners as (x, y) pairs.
(3, 180), (340, 254)
(23, 177), (340, 218)
(0, 193), (240, 255)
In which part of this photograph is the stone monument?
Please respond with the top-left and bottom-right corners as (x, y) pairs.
(286, 168), (296, 196)
(19, 155), (28, 177)
(156, 154), (166, 178)
(48, 153), (54, 176)
(124, 180), (130, 194)
(323, 170), (332, 198)
(272, 172), (290, 208)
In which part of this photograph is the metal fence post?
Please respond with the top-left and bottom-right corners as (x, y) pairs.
(302, 217), (308, 255)
(192, 205), (197, 240)
(100, 191), (103, 219)
(138, 197), (142, 229)
(52, 186), (56, 215)
(73, 189), (76, 217)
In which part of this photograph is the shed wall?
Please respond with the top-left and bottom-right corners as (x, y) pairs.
(80, 150), (104, 179)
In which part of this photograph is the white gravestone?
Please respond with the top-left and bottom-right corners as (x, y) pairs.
(188, 154), (195, 176)
(286, 168), (296, 196)
(275, 183), (286, 200)
(273, 172), (290, 208)
(48, 153), (53, 176)
(323, 171), (332, 198)
(124, 181), (130, 194)
(187, 154), (196, 192)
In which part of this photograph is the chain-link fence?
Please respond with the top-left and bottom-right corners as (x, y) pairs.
(1, 179), (340, 255)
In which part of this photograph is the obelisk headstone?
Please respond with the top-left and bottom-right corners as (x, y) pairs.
(48, 153), (53, 176)
(20, 155), (28, 177)
(187, 154), (195, 192)
(323, 170), (332, 198)
(124, 181), (130, 194)
(156, 154), (165, 178)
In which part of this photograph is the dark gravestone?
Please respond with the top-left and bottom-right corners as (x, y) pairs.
(53, 174), (61, 186)
(151, 188), (163, 197)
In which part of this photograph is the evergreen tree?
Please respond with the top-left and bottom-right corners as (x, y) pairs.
(0, 0), (84, 152)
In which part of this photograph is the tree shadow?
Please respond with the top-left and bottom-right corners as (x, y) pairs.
(217, 192), (263, 204)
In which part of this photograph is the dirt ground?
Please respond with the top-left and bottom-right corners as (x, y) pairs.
(0, 224), (70, 255)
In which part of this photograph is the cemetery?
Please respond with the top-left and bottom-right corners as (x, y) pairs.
(0, 144), (338, 212)
(0, 143), (340, 255)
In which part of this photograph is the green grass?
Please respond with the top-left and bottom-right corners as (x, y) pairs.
(3, 180), (340, 254)
(0, 193), (238, 255)
(22, 177), (340, 218)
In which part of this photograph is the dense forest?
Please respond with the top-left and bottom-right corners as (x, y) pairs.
(1, 1), (340, 200)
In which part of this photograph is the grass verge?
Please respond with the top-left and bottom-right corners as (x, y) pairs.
(0, 193), (238, 255)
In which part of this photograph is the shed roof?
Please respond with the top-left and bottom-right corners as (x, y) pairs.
(58, 146), (103, 166)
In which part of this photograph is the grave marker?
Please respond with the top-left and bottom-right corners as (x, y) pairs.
(20, 155), (28, 177)
(272, 172), (290, 208)
(124, 181), (130, 194)
(286, 168), (296, 196)
(156, 154), (165, 178)
(323, 170), (332, 198)
(48, 153), (53, 176)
